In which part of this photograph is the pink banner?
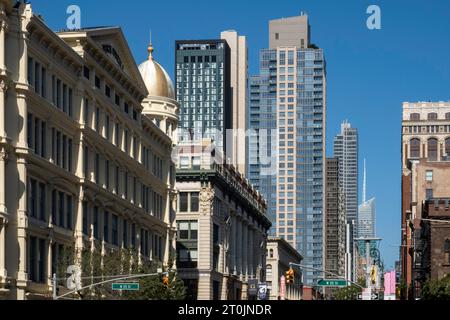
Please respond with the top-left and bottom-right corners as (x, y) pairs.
(384, 271), (396, 295)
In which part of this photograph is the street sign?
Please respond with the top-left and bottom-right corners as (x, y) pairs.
(112, 283), (140, 291)
(361, 290), (380, 300)
(317, 279), (347, 287)
(248, 279), (258, 296)
(280, 276), (286, 300)
(258, 283), (268, 300)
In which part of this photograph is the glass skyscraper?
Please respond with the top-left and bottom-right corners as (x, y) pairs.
(175, 40), (231, 153)
(249, 14), (326, 285)
(333, 121), (359, 229)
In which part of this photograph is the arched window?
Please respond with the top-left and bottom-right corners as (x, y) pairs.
(428, 138), (438, 161)
(410, 113), (420, 121)
(428, 113), (438, 120)
(410, 138), (421, 158)
(445, 138), (450, 160)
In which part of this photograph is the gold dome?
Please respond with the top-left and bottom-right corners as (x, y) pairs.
(138, 44), (175, 100)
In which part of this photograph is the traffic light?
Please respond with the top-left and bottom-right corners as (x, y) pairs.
(162, 272), (170, 287)
(370, 266), (377, 285)
(285, 268), (294, 284)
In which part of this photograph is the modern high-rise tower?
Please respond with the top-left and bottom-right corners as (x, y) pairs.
(333, 121), (359, 230)
(175, 40), (231, 154)
(249, 13), (326, 285)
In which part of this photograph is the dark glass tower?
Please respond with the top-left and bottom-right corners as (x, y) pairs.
(175, 40), (231, 154)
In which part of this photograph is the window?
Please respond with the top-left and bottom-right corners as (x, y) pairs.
(180, 156), (190, 169)
(410, 138), (420, 158)
(38, 183), (46, 222)
(105, 115), (110, 140)
(95, 76), (101, 89)
(95, 107), (100, 132)
(213, 281), (220, 300)
(446, 113), (450, 120)
(428, 138), (438, 161)
(84, 98), (89, 125)
(213, 224), (219, 245)
(428, 113), (438, 120)
(444, 239), (450, 264)
(131, 224), (136, 248)
(104, 211), (110, 242)
(82, 201), (89, 236)
(426, 170), (433, 182)
(93, 207), (99, 239)
(192, 156), (201, 170)
(445, 138), (450, 160)
(179, 193), (188, 212)
(66, 195), (73, 230)
(123, 220), (128, 248)
(177, 221), (198, 240)
(94, 154), (100, 184)
(84, 66), (90, 79)
(112, 215), (118, 246)
(57, 191), (65, 228)
(105, 85), (111, 97)
(28, 236), (46, 283)
(410, 113), (420, 121)
(426, 189), (433, 200)
(191, 192), (199, 212)
(28, 178), (37, 218)
(105, 160), (110, 190)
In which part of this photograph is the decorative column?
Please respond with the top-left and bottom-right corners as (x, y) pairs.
(0, 207), (7, 282)
(248, 226), (254, 278)
(242, 220), (248, 279)
(16, 156), (28, 300)
(230, 214), (236, 275)
(236, 216), (242, 277)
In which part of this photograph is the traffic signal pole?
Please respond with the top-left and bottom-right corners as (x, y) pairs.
(288, 263), (364, 289)
(52, 272), (162, 300)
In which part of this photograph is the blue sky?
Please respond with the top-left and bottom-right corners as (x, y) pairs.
(31, 0), (450, 271)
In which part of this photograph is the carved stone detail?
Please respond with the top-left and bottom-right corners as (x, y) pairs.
(199, 187), (214, 215)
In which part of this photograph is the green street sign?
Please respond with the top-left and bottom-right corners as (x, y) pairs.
(112, 283), (140, 291)
(317, 279), (347, 287)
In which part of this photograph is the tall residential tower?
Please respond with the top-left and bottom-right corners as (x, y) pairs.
(249, 13), (326, 285)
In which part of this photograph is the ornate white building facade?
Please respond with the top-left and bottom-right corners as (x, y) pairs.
(174, 139), (271, 300)
(0, 1), (178, 300)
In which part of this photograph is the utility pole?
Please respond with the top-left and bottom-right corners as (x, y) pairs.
(354, 237), (381, 299)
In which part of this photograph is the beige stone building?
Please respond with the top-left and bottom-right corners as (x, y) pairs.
(266, 237), (303, 300)
(0, 1), (178, 300)
(401, 101), (450, 299)
(174, 139), (271, 300)
(220, 31), (247, 175)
